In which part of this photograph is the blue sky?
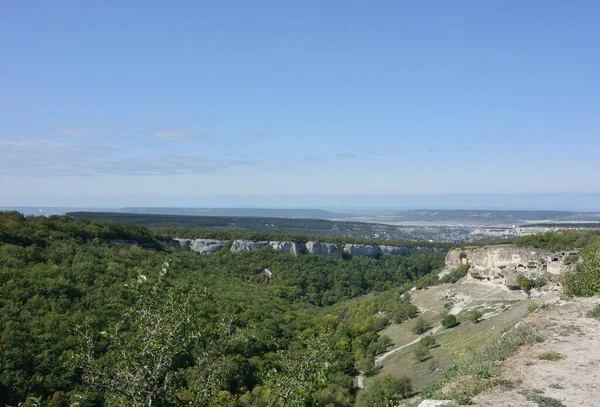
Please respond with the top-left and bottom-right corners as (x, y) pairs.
(1, 1), (599, 209)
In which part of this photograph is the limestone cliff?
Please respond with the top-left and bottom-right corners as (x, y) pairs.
(164, 237), (447, 260)
(344, 244), (381, 257)
(269, 241), (306, 255)
(230, 239), (269, 253)
(442, 245), (578, 288)
(305, 242), (344, 259)
(175, 239), (227, 255)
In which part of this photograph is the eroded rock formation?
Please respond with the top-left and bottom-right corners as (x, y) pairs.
(305, 242), (344, 259)
(344, 244), (381, 257)
(175, 238), (228, 255)
(442, 245), (578, 289)
(230, 239), (269, 253)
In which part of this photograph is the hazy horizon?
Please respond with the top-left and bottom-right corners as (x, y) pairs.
(3, 193), (600, 212)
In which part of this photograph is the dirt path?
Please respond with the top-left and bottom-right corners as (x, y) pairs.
(375, 325), (441, 365)
(474, 297), (600, 406)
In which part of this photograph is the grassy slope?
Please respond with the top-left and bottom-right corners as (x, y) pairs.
(355, 283), (531, 406)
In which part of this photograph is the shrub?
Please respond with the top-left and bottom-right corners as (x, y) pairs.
(361, 375), (413, 406)
(439, 263), (470, 284)
(527, 395), (566, 407)
(441, 314), (458, 329)
(420, 335), (436, 349)
(413, 343), (430, 362)
(379, 335), (392, 347)
(517, 275), (532, 294)
(587, 304), (600, 318)
(469, 309), (483, 323)
(527, 302), (540, 313)
(537, 351), (563, 361)
(411, 317), (429, 335)
(373, 315), (390, 331)
(563, 240), (600, 297)
(355, 356), (376, 375)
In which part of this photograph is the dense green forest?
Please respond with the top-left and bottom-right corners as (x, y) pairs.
(0, 212), (446, 406)
(516, 229), (600, 251)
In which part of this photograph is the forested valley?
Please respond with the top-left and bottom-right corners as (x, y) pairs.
(0, 212), (446, 407)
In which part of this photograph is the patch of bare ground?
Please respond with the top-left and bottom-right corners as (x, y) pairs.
(474, 297), (600, 406)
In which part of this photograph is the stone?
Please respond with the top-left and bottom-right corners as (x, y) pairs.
(441, 245), (575, 289)
(305, 241), (343, 259)
(188, 239), (227, 255)
(269, 241), (306, 255)
(379, 245), (411, 255)
(343, 244), (381, 257)
(230, 239), (268, 253)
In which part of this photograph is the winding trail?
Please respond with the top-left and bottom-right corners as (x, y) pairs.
(375, 325), (442, 365)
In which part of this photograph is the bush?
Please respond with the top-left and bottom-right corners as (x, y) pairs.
(361, 375), (413, 406)
(563, 240), (600, 297)
(420, 335), (436, 349)
(469, 309), (483, 323)
(355, 356), (376, 375)
(373, 316), (390, 331)
(517, 275), (532, 294)
(527, 302), (540, 313)
(587, 304), (600, 318)
(439, 263), (470, 284)
(537, 351), (563, 361)
(413, 343), (430, 362)
(411, 317), (429, 335)
(441, 314), (458, 329)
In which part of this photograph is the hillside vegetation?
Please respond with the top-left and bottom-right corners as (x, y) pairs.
(516, 230), (600, 251)
(67, 211), (457, 246)
(0, 212), (446, 407)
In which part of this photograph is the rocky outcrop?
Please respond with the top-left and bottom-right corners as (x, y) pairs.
(176, 239), (227, 255)
(230, 239), (269, 253)
(168, 237), (446, 259)
(379, 245), (411, 255)
(442, 245), (578, 289)
(269, 241), (306, 255)
(344, 244), (381, 257)
(305, 242), (343, 259)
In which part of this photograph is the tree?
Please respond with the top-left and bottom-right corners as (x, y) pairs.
(419, 335), (436, 349)
(411, 317), (428, 335)
(262, 332), (335, 407)
(441, 314), (458, 329)
(469, 309), (483, 323)
(355, 356), (376, 376)
(563, 240), (600, 296)
(74, 260), (200, 407)
(413, 343), (430, 362)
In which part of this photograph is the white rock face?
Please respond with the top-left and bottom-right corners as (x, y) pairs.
(176, 238), (227, 254)
(230, 239), (269, 253)
(343, 244), (381, 257)
(379, 245), (411, 255)
(270, 241), (306, 255)
(305, 241), (343, 259)
(441, 245), (576, 288)
(189, 239), (227, 254)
